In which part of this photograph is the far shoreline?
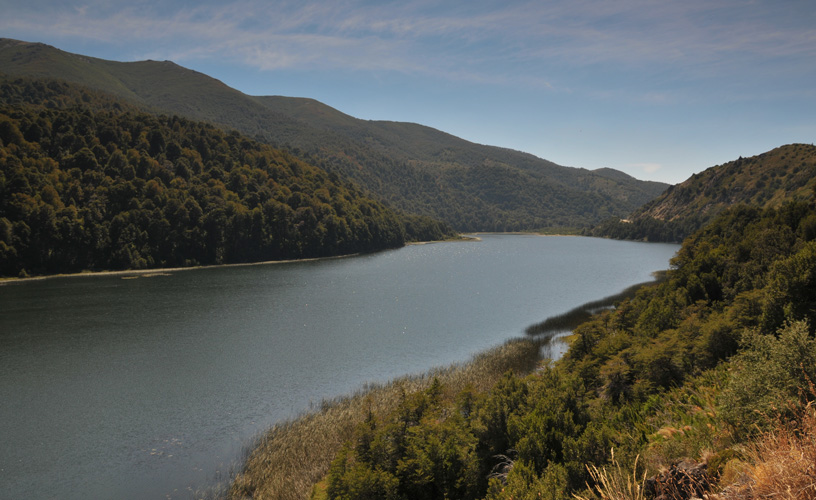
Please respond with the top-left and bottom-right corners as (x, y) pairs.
(0, 235), (469, 285)
(0, 233), (582, 286)
(0, 253), (362, 286)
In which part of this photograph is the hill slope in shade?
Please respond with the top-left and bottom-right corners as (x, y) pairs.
(589, 143), (816, 241)
(0, 38), (669, 231)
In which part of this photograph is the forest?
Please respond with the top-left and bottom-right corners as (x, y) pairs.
(230, 195), (816, 499)
(0, 78), (453, 278)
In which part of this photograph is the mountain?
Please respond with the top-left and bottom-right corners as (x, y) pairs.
(0, 78), (453, 277)
(0, 38), (669, 231)
(589, 143), (816, 241)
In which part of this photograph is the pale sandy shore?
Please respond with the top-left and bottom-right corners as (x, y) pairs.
(0, 254), (359, 286)
(468, 231), (577, 237)
(0, 240), (459, 285)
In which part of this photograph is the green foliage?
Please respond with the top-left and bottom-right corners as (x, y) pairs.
(326, 380), (482, 500)
(484, 461), (569, 500)
(327, 446), (401, 500)
(0, 78), (454, 276)
(761, 241), (816, 332)
(264, 193), (816, 498)
(586, 215), (700, 243)
(719, 320), (816, 437)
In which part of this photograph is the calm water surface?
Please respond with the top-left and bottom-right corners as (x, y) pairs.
(0, 235), (678, 499)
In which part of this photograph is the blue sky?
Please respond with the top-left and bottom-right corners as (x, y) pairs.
(2, 0), (815, 184)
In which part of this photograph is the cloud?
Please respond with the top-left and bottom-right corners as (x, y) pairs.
(2, 0), (815, 92)
(630, 162), (662, 174)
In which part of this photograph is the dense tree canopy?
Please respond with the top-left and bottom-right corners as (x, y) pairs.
(0, 79), (452, 277)
(0, 40), (668, 233)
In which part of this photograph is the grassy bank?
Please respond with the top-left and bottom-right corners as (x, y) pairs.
(226, 337), (544, 500)
(524, 273), (667, 337)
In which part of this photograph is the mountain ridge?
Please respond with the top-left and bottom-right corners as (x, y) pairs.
(0, 37), (668, 231)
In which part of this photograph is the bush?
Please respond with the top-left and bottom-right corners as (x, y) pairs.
(720, 320), (816, 436)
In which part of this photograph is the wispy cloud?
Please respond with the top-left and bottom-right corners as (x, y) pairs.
(630, 162), (662, 174)
(3, 0), (815, 92)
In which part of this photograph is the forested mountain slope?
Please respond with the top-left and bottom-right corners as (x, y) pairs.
(255, 96), (669, 230)
(0, 78), (451, 277)
(0, 38), (669, 231)
(589, 143), (816, 241)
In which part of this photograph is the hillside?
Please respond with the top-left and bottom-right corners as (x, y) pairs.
(230, 196), (816, 500)
(589, 143), (816, 241)
(0, 38), (669, 231)
(0, 78), (453, 278)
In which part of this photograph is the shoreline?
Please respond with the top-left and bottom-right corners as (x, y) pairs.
(224, 274), (663, 498)
(0, 234), (484, 285)
(227, 335), (547, 499)
(0, 253), (361, 286)
(0, 233), (584, 285)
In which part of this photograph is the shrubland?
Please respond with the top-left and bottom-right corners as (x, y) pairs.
(228, 195), (816, 499)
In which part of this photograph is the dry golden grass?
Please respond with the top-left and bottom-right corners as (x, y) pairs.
(717, 402), (816, 500)
(573, 454), (646, 500)
(226, 338), (542, 500)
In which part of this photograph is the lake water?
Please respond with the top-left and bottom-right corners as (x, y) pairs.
(0, 235), (678, 499)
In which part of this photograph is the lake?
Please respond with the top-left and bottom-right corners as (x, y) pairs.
(0, 235), (679, 499)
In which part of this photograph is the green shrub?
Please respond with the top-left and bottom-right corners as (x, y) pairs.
(720, 320), (816, 436)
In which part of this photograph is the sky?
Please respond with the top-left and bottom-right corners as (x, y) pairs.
(2, 0), (815, 184)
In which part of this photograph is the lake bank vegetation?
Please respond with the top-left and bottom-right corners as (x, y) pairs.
(227, 337), (545, 500)
(0, 77), (454, 278)
(227, 195), (816, 500)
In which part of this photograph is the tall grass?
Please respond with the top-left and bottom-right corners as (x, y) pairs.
(717, 401), (816, 500)
(525, 278), (663, 337)
(226, 337), (543, 500)
(597, 395), (816, 500)
(642, 367), (731, 471)
(573, 454), (646, 500)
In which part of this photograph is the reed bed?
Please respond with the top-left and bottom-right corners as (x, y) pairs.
(226, 337), (543, 500)
(525, 279), (659, 337)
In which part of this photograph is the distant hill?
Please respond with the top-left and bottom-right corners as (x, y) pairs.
(589, 143), (816, 241)
(0, 38), (669, 231)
